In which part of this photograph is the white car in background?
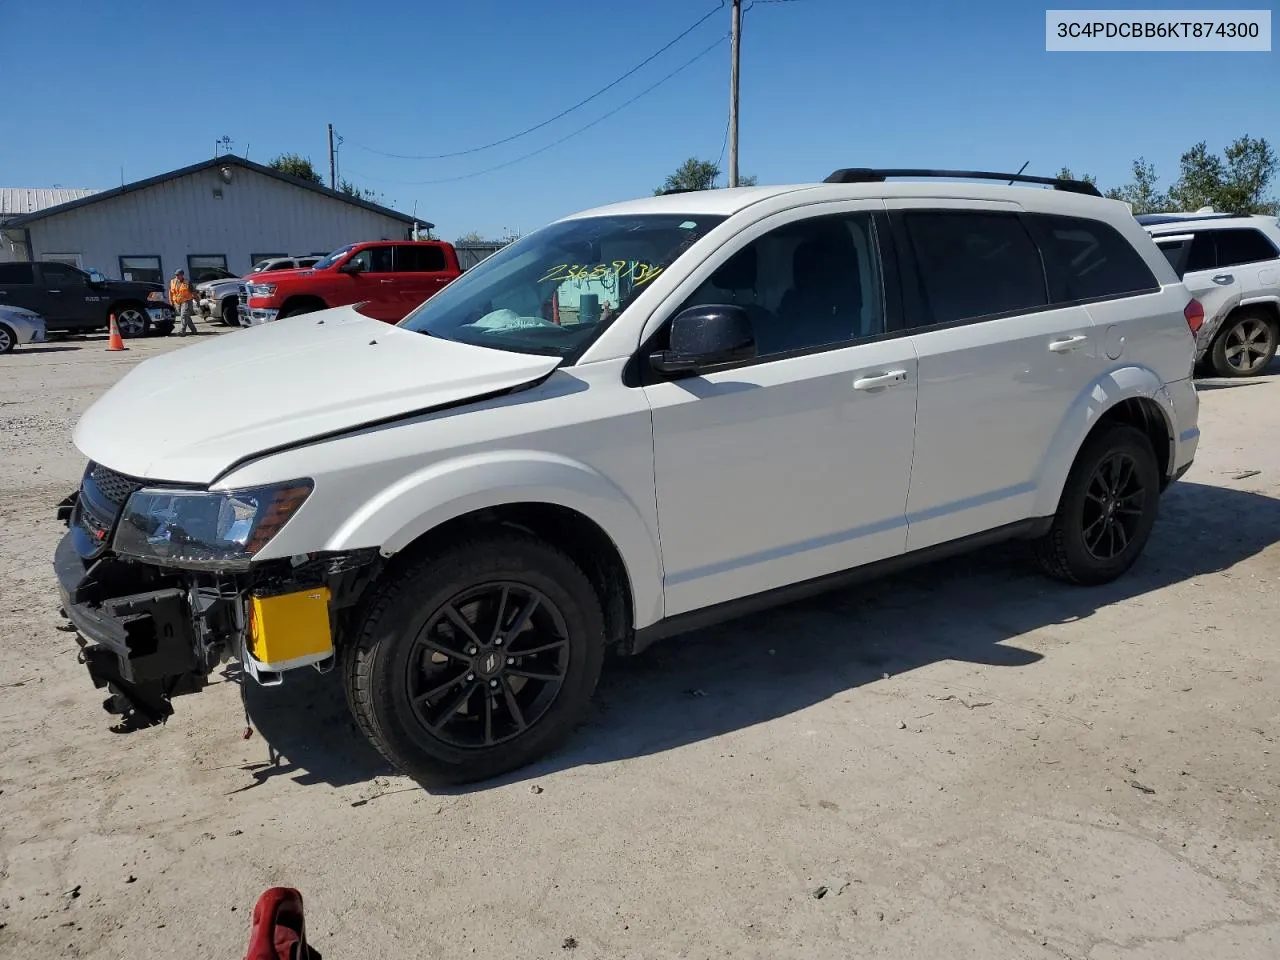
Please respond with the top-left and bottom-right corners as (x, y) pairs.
(0, 304), (47, 353)
(1140, 211), (1280, 377)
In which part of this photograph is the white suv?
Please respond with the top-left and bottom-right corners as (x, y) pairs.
(1141, 211), (1280, 377)
(55, 169), (1205, 785)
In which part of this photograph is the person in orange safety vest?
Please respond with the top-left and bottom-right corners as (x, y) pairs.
(169, 269), (198, 336)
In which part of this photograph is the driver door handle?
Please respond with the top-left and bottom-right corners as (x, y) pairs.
(1048, 335), (1089, 353)
(379, 279), (396, 284)
(47, 289), (61, 294)
(853, 370), (908, 391)
(1212, 274), (1234, 285)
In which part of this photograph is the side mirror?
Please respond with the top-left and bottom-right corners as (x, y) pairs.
(338, 259), (364, 274)
(649, 304), (756, 376)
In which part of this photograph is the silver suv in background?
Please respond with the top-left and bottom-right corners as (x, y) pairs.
(1141, 212), (1280, 377)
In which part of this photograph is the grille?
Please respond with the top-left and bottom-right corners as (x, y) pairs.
(87, 462), (145, 506)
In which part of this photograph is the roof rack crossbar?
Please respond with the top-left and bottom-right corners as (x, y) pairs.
(822, 167), (1103, 198)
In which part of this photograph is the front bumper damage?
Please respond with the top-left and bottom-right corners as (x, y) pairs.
(54, 484), (379, 732)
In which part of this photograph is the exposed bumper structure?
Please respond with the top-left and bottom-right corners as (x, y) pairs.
(55, 528), (216, 728)
(52, 472), (380, 733)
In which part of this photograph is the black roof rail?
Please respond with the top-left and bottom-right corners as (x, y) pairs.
(823, 167), (1103, 198)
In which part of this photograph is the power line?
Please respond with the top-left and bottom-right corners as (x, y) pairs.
(348, 2), (726, 161)
(345, 34), (728, 187)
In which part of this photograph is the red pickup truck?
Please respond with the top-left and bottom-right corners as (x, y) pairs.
(240, 240), (461, 325)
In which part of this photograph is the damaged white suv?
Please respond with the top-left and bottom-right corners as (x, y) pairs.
(56, 169), (1209, 785)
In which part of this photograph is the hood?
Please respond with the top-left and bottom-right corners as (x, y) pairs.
(197, 278), (245, 295)
(107, 278), (164, 294)
(73, 306), (561, 484)
(248, 267), (318, 283)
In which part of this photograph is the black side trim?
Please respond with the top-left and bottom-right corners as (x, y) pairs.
(629, 517), (1054, 654)
(209, 373), (555, 485)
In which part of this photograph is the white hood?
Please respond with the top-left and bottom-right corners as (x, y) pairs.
(74, 306), (561, 483)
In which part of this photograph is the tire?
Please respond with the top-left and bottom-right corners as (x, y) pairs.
(1032, 424), (1161, 586)
(153, 320), (175, 337)
(0, 323), (15, 354)
(343, 529), (606, 786)
(1210, 310), (1278, 378)
(113, 305), (150, 339)
(222, 299), (240, 327)
(278, 303), (320, 320)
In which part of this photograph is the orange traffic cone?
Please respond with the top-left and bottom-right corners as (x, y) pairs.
(106, 313), (127, 352)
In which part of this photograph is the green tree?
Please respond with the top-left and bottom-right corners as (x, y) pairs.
(1055, 167), (1098, 187)
(267, 153), (323, 185)
(455, 230), (485, 244)
(338, 178), (381, 202)
(1167, 137), (1278, 214)
(1102, 157), (1167, 214)
(655, 157), (758, 194)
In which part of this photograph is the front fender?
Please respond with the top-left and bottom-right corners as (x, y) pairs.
(326, 450), (665, 628)
(1031, 365), (1178, 518)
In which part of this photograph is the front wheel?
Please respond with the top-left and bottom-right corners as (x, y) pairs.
(343, 530), (606, 786)
(0, 323), (15, 354)
(114, 305), (150, 339)
(1032, 424), (1161, 585)
(1210, 310), (1278, 378)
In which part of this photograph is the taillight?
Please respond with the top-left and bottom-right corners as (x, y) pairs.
(1184, 298), (1204, 334)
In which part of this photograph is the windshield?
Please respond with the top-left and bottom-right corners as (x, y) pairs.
(310, 244), (355, 271)
(399, 214), (725, 358)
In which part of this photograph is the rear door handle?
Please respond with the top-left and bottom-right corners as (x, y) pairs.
(853, 369), (908, 391)
(1212, 274), (1234, 285)
(379, 279), (396, 284)
(1048, 335), (1089, 353)
(47, 289), (61, 294)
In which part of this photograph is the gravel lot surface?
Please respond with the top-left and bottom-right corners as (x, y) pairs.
(1, 330), (1277, 959)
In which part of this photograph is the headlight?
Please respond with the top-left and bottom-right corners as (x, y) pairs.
(146, 291), (167, 302)
(247, 283), (277, 297)
(113, 480), (313, 570)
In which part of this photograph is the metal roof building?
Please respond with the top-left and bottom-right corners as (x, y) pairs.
(0, 156), (431, 283)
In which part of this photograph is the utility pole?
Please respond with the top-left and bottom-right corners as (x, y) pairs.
(728, 0), (741, 187)
(327, 123), (336, 189)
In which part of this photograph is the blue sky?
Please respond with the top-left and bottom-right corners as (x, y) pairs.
(2, 0), (1275, 239)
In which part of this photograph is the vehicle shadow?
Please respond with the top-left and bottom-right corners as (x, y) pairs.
(239, 479), (1280, 792)
(9, 346), (82, 355)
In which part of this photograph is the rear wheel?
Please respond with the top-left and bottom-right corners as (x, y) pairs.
(114, 305), (150, 338)
(1032, 424), (1161, 585)
(1210, 310), (1277, 378)
(343, 530), (605, 786)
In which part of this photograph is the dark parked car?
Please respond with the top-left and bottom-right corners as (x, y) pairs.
(0, 261), (174, 337)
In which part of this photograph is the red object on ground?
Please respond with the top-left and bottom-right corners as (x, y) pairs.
(244, 887), (322, 960)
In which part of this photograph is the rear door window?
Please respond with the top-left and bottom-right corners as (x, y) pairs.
(1027, 214), (1159, 302)
(1185, 233), (1217, 272)
(395, 245), (448, 272)
(904, 211), (1047, 325)
(0, 263), (35, 284)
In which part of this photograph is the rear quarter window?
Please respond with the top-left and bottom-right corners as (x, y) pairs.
(1212, 228), (1280, 267)
(1027, 214), (1159, 302)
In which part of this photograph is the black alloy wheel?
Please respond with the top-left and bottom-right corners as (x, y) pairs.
(1080, 452), (1147, 561)
(407, 582), (571, 749)
(344, 529), (605, 785)
(1032, 423), (1160, 585)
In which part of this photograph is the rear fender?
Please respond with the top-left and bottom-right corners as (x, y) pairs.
(326, 451), (664, 628)
(1031, 365), (1178, 518)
